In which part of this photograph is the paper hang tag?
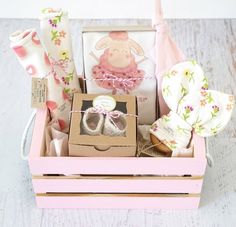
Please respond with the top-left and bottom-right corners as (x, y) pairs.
(31, 77), (47, 109)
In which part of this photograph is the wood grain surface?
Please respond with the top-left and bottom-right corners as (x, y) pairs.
(0, 18), (236, 227)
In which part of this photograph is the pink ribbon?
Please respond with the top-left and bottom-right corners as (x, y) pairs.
(82, 73), (155, 94)
(101, 73), (136, 93)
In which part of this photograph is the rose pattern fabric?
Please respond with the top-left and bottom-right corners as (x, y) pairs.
(10, 29), (71, 133)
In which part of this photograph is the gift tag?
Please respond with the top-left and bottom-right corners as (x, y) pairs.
(93, 95), (116, 111)
(31, 77), (47, 109)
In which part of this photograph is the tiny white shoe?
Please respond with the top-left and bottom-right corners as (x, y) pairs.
(82, 107), (104, 135)
(103, 111), (127, 136)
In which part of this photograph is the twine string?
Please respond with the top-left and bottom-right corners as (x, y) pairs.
(137, 141), (163, 157)
(100, 73), (136, 93)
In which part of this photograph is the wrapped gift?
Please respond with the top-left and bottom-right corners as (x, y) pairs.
(82, 27), (157, 125)
(69, 94), (137, 157)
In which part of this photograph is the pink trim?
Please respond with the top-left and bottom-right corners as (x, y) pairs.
(36, 196), (200, 209)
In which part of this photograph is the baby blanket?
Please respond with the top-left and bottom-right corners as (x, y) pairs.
(10, 29), (71, 133)
(150, 61), (234, 157)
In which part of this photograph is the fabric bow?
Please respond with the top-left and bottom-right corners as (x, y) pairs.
(88, 107), (124, 119)
(150, 61), (234, 157)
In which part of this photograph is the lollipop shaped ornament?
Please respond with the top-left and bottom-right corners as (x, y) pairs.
(150, 61), (234, 157)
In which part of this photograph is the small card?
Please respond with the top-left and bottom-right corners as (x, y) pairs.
(93, 95), (116, 111)
(31, 78), (47, 109)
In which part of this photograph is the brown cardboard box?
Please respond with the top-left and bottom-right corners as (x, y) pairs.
(69, 93), (137, 157)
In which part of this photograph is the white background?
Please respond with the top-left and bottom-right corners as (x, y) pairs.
(0, 0), (236, 19)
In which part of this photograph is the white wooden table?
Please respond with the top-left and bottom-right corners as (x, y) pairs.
(0, 19), (235, 227)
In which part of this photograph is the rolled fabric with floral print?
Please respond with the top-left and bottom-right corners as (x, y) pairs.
(10, 29), (71, 133)
(40, 8), (81, 100)
(150, 61), (234, 157)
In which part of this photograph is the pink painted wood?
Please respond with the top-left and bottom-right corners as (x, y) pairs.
(32, 178), (203, 193)
(28, 109), (207, 209)
(28, 109), (207, 176)
(26, 0), (207, 209)
(35, 196), (200, 209)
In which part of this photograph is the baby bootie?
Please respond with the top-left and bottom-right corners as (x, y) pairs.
(103, 111), (127, 136)
(82, 107), (104, 135)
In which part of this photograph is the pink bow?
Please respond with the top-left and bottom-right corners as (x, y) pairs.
(101, 73), (136, 93)
(49, 57), (71, 82)
(90, 107), (123, 118)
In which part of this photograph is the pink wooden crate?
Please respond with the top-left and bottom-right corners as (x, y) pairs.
(28, 109), (207, 209)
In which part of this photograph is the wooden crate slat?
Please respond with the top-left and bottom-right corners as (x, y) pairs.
(32, 177), (203, 194)
(35, 195), (200, 209)
(29, 156), (206, 175)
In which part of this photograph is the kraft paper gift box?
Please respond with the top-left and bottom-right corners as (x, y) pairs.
(69, 93), (137, 157)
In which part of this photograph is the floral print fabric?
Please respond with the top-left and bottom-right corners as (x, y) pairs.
(150, 111), (192, 151)
(178, 90), (234, 137)
(150, 60), (234, 156)
(40, 8), (81, 100)
(162, 60), (208, 112)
